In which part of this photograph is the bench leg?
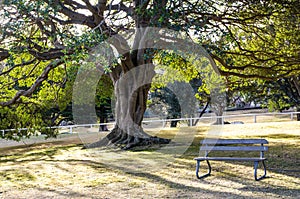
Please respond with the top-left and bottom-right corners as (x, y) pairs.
(254, 161), (267, 181)
(196, 160), (211, 179)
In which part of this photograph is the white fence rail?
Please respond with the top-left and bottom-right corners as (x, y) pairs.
(1, 111), (300, 136)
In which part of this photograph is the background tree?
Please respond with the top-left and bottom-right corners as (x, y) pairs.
(227, 76), (300, 120)
(95, 74), (114, 131)
(153, 54), (223, 125)
(149, 87), (181, 127)
(263, 76), (300, 116)
(0, 0), (299, 148)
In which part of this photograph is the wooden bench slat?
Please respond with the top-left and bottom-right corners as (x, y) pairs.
(194, 157), (267, 161)
(201, 139), (268, 145)
(200, 146), (268, 151)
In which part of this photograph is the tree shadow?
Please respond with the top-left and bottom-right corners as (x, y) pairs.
(34, 187), (89, 198)
(0, 138), (299, 198)
(122, 165), (299, 198)
(0, 144), (81, 163)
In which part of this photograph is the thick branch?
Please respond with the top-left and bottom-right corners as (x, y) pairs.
(44, 0), (96, 27)
(28, 49), (66, 60)
(0, 59), (64, 106)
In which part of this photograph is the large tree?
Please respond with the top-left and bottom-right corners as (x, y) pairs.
(0, 0), (299, 149)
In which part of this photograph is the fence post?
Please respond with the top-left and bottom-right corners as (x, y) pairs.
(254, 115), (257, 123)
(291, 113), (294, 121)
(69, 126), (73, 134)
(190, 118), (193, 126)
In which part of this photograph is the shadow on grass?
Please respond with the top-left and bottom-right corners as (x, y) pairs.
(200, 170), (299, 198)
(2, 154), (298, 198)
(123, 168), (299, 199)
(34, 187), (90, 198)
(0, 132), (299, 198)
(0, 144), (81, 163)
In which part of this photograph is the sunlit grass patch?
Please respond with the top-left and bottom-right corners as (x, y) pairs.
(0, 169), (36, 182)
(84, 175), (127, 187)
(0, 122), (299, 198)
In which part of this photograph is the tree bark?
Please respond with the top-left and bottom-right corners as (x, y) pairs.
(86, 64), (170, 149)
(297, 108), (300, 121)
(212, 103), (225, 125)
(291, 76), (300, 121)
(170, 120), (178, 127)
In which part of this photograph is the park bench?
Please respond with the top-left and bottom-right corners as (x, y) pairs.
(194, 138), (268, 181)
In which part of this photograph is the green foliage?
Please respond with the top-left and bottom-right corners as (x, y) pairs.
(207, 1), (300, 78)
(262, 77), (300, 111)
(0, 104), (59, 140)
(153, 51), (202, 86)
(149, 87), (181, 120)
(1, 0), (299, 140)
(153, 50), (226, 120)
(226, 75), (300, 113)
(95, 75), (114, 107)
(95, 75), (114, 121)
(0, 52), (70, 137)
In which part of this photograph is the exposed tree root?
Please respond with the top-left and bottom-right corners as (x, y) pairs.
(84, 127), (171, 150)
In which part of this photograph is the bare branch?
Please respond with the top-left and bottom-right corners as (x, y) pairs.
(82, 0), (98, 15)
(0, 59), (64, 106)
(0, 59), (37, 76)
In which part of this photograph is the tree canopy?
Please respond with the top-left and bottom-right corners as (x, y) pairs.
(0, 0), (299, 146)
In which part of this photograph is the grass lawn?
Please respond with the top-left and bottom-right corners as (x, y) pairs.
(0, 122), (299, 198)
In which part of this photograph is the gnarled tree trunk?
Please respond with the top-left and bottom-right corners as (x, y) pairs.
(86, 63), (170, 149)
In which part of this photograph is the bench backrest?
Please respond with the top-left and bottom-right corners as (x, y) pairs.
(200, 139), (268, 158)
